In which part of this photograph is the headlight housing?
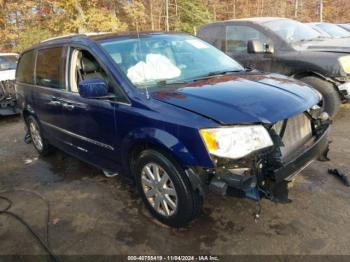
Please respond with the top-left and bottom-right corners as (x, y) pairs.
(199, 126), (273, 160)
(338, 56), (350, 74)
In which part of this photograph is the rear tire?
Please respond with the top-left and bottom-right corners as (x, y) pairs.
(300, 76), (341, 117)
(26, 115), (52, 155)
(134, 149), (202, 227)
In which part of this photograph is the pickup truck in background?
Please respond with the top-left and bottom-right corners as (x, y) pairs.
(198, 17), (350, 117)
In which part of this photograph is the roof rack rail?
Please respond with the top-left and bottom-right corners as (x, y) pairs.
(40, 32), (111, 43)
(40, 34), (80, 43)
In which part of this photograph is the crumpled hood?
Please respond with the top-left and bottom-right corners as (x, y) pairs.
(0, 69), (16, 81)
(294, 38), (350, 53)
(151, 73), (319, 125)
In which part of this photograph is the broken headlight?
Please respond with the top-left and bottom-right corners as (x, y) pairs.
(199, 126), (273, 160)
(339, 55), (350, 74)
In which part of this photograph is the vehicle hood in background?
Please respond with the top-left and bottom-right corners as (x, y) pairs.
(152, 73), (319, 125)
(295, 38), (350, 53)
(0, 69), (16, 81)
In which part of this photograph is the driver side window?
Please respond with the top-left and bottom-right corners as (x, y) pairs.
(226, 25), (270, 54)
(69, 49), (109, 93)
(69, 48), (128, 103)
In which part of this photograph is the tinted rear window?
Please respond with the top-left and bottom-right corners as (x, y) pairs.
(36, 47), (66, 89)
(16, 51), (35, 84)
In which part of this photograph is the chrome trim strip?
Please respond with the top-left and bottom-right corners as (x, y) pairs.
(41, 121), (114, 151)
(16, 81), (132, 106)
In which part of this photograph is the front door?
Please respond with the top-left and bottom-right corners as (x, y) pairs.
(57, 48), (121, 172)
(225, 24), (273, 72)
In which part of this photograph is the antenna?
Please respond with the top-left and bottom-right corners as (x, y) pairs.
(136, 22), (150, 99)
(136, 28), (150, 99)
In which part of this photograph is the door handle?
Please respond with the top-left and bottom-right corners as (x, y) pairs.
(62, 102), (75, 111)
(48, 96), (61, 106)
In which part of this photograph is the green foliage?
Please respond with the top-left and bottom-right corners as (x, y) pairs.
(84, 8), (127, 32)
(2, 0), (350, 52)
(172, 0), (213, 34)
(15, 27), (53, 51)
(123, 0), (147, 31)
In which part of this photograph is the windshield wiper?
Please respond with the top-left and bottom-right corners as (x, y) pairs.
(207, 69), (243, 76)
(190, 69), (244, 82)
(156, 79), (189, 85)
(137, 79), (189, 89)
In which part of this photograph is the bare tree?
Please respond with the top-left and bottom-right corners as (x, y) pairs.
(149, 0), (154, 30)
(294, 0), (299, 18)
(165, 0), (169, 31)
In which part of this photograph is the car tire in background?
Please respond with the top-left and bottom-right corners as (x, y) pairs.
(300, 76), (341, 117)
(135, 149), (202, 228)
(26, 115), (52, 155)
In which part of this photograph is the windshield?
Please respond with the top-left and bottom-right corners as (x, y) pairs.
(317, 23), (350, 38)
(99, 34), (244, 89)
(0, 55), (17, 71)
(264, 19), (322, 43)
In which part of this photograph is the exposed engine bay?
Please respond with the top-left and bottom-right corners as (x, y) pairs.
(190, 106), (331, 203)
(0, 79), (20, 116)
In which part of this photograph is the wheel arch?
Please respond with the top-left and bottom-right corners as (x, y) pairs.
(22, 104), (37, 124)
(121, 127), (213, 177)
(293, 71), (342, 96)
(293, 71), (337, 85)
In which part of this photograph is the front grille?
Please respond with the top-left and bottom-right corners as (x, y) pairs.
(273, 113), (312, 162)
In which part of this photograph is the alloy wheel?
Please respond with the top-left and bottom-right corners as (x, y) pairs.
(141, 163), (178, 217)
(29, 121), (43, 151)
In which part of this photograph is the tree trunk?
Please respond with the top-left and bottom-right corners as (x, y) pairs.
(233, 0), (236, 18)
(320, 0), (323, 22)
(165, 0), (169, 32)
(150, 0), (154, 31)
(72, 1), (86, 33)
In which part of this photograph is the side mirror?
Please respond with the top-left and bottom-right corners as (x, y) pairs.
(247, 40), (274, 54)
(78, 79), (109, 99)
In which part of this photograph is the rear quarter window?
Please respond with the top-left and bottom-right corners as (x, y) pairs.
(16, 51), (35, 84)
(36, 47), (66, 89)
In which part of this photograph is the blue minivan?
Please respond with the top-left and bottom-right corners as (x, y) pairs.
(16, 32), (330, 227)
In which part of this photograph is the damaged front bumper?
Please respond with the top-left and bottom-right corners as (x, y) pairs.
(188, 110), (331, 203)
(0, 80), (20, 116)
(338, 81), (350, 100)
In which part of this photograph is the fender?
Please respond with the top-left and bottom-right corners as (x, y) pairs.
(21, 104), (36, 121)
(292, 71), (337, 85)
(120, 127), (214, 173)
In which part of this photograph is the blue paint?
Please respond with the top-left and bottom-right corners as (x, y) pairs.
(16, 33), (320, 179)
(79, 79), (109, 98)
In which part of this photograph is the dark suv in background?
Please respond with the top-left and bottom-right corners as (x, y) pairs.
(198, 17), (350, 117)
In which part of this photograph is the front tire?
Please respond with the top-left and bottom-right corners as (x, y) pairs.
(300, 76), (341, 117)
(26, 115), (52, 155)
(134, 149), (202, 227)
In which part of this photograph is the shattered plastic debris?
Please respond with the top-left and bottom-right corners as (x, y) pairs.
(24, 157), (38, 165)
(328, 168), (350, 187)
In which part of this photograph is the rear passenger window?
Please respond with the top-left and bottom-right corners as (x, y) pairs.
(36, 47), (66, 89)
(226, 25), (270, 54)
(16, 51), (35, 84)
